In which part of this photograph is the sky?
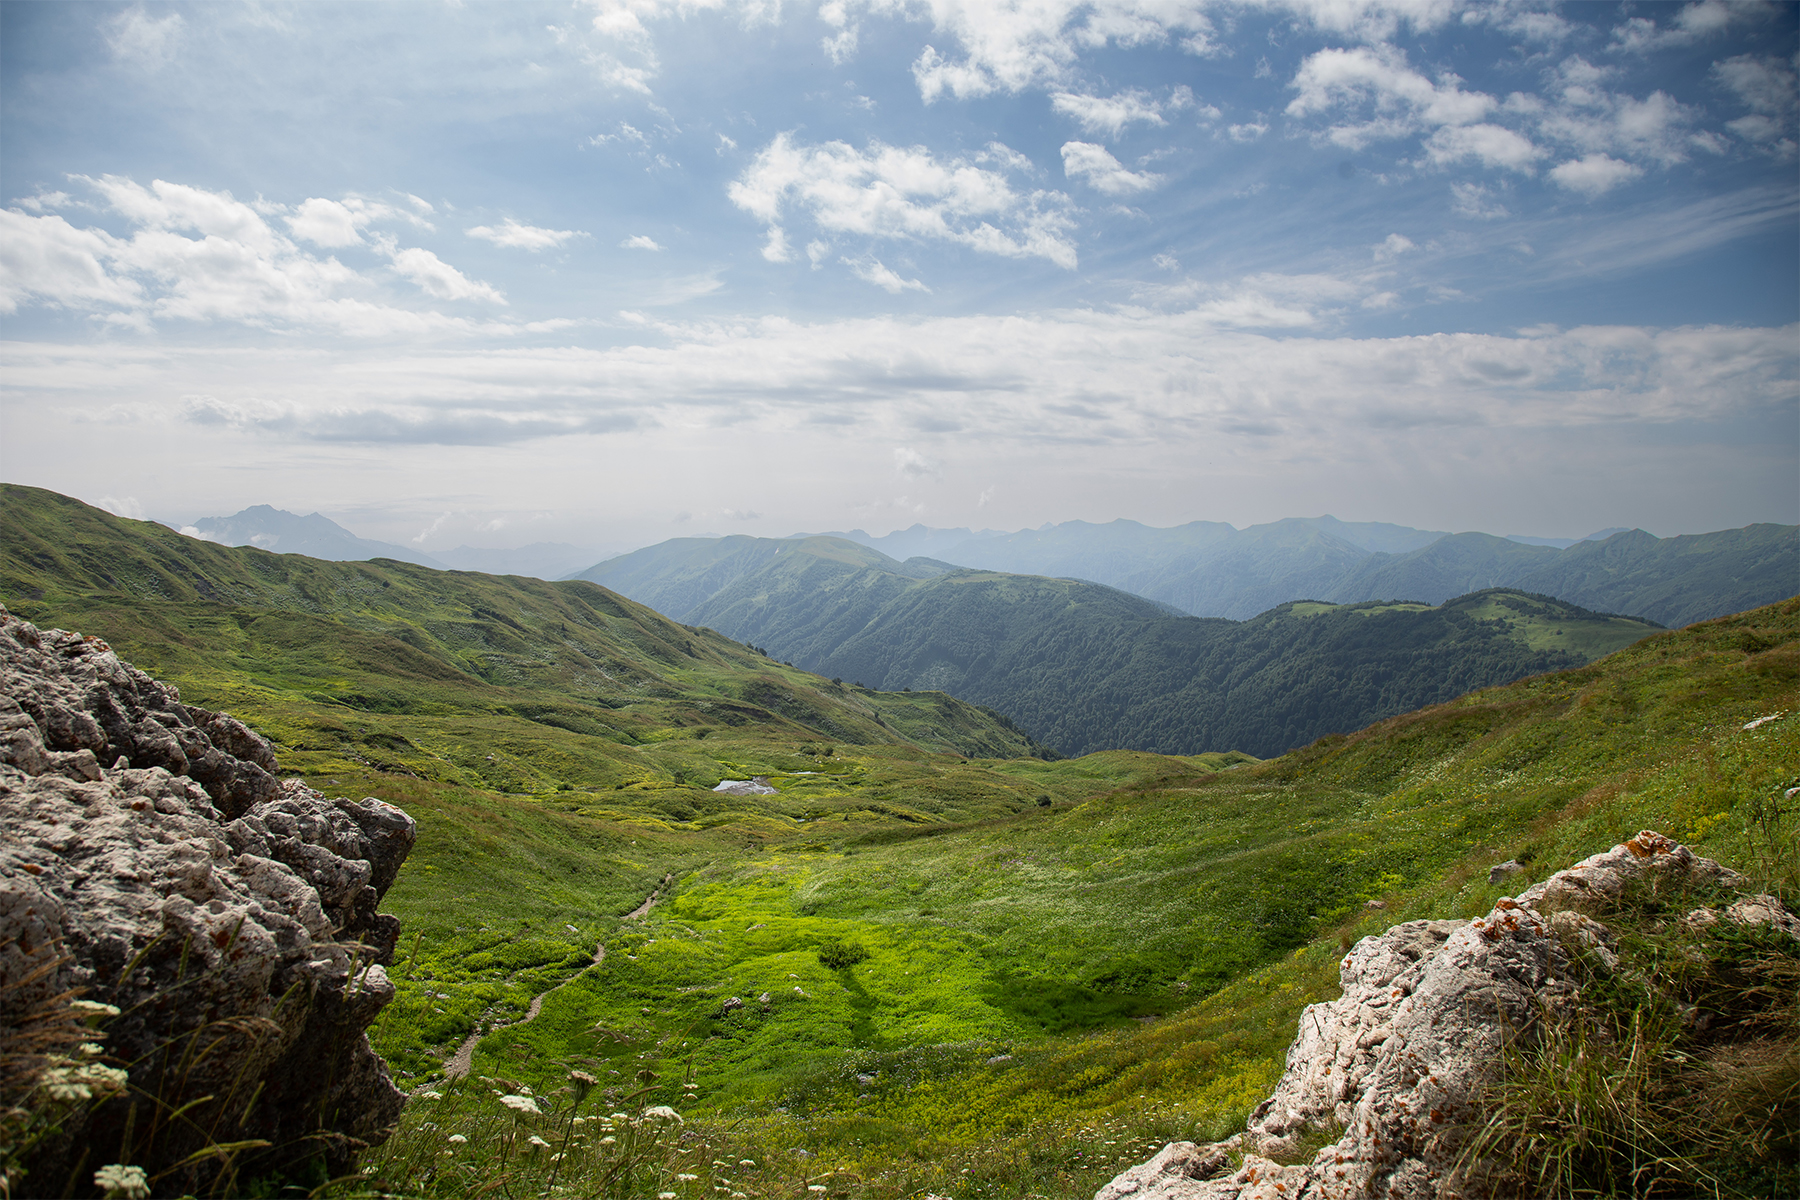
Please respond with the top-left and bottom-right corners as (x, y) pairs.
(1, 0), (1795, 555)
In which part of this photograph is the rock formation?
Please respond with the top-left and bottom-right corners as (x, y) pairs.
(1, 607), (415, 1196)
(1096, 830), (1794, 1200)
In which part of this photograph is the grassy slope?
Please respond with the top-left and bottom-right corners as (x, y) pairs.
(357, 602), (1796, 1200)
(6, 484), (1795, 1198)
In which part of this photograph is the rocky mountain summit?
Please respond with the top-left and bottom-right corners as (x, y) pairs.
(1, 606), (416, 1194)
(1098, 831), (1798, 1200)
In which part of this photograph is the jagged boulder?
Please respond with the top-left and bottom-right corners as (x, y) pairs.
(1096, 831), (1782, 1200)
(0, 608), (416, 1195)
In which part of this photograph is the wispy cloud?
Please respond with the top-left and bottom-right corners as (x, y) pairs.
(467, 219), (587, 250)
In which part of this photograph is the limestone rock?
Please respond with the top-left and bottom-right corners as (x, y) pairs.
(1, 607), (416, 1194)
(1093, 830), (1784, 1200)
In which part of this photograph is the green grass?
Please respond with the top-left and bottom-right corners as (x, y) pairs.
(6, 485), (1796, 1198)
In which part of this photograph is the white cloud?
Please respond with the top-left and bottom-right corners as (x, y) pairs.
(96, 495), (146, 520)
(1227, 121), (1269, 142)
(1610, 0), (1778, 53)
(1449, 181), (1509, 220)
(1060, 141), (1162, 195)
(1715, 54), (1797, 153)
(0, 209), (143, 314)
(0, 175), (523, 332)
(1373, 233), (1415, 260)
(288, 198), (365, 248)
(894, 447), (942, 478)
(761, 225), (793, 262)
(621, 234), (664, 250)
(1051, 87), (1178, 137)
(467, 219), (587, 250)
(106, 7), (183, 68)
(1549, 153), (1644, 197)
(845, 257), (931, 293)
(1287, 44), (1495, 149)
(28, 310), (1788, 461)
(730, 133), (1078, 268)
(1421, 122), (1543, 172)
(383, 244), (507, 303)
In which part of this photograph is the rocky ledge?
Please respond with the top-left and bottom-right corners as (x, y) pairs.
(1, 607), (416, 1194)
(1097, 830), (1798, 1200)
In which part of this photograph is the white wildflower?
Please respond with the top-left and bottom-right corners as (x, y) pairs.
(677, 1173), (699, 1182)
(93, 1164), (149, 1199)
(528, 1135), (551, 1150)
(500, 1094), (541, 1115)
(448, 1134), (467, 1144)
(420, 1090), (443, 1100)
(640, 1104), (683, 1124)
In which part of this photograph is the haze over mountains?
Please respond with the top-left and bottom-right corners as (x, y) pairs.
(808, 517), (1796, 627)
(175, 505), (601, 581)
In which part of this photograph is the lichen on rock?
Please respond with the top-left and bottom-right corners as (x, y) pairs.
(0, 606), (416, 1195)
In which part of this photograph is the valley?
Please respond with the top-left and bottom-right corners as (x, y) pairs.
(2, 484), (1796, 1198)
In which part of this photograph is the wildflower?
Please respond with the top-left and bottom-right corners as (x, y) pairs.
(79, 1043), (105, 1057)
(677, 1173), (699, 1182)
(600, 1136), (617, 1146)
(809, 1186), (828, 1194)
(528, 1135), (551, 1151)
(70, 1000), (120, 1020)
(420, 1090), (443, 1100)
(93, 1164), (149, 1199)
(659, 1193), (678, 1199)
(640, 1104), (683, 1124)
(447, 1134), (468, 1145)
(739, 1159), (756, 1167)
(500, 1094), (541, 1116)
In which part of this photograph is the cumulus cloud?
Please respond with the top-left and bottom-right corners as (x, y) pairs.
(1051, 86), (1192, 137)
(0, 175), (514, 331)
(1060, 142), (1162, 194)
(466, 219), (587, 250)
(729, 133), (1078, 268)
(1714, 54), (1798, 154)
(1549, 153), (1644, 197)
(384, 244), (507, 303)
(288, 198), (366, 248)
(1287, 44), (1497, 149)
(1610, 0), (1778, 54)
(620, 234), (664, 250)
(845, 257), (931, 293)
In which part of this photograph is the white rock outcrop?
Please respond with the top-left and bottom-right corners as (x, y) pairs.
(1096, 830), (1777, 1200)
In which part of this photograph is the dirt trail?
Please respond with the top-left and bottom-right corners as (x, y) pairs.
(438, 875), (673, 1081)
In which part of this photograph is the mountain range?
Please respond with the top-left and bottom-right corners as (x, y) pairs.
(811, 517), (1796, 627)
(573, 535), (1665, 757)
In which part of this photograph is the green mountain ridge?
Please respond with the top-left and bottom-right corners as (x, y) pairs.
(0, 484), (1050, 780)
(580, 535), (1665, 757)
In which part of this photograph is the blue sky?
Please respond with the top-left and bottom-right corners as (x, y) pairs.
(1, 0), (1795, 554)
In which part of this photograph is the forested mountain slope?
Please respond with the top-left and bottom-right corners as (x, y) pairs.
(582, 534), (1662, 757)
